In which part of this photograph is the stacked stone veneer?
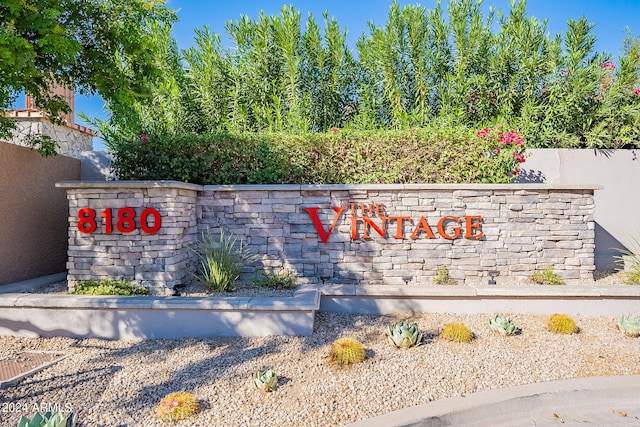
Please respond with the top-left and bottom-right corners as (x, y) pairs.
(58, 181), (200, 295)
(10, 117), (93, 158)
(59, 182), (598, 294)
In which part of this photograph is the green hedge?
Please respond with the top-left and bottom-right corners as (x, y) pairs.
(111, 124), (526, 185)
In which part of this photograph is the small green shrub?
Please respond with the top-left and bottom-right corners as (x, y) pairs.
(329, 337), (366, 366)
(191, 229), (259, 292)
(433, 265), (457, 285)
(18, 411), (76, 427)
(156, 391), (200, 421)
(71, 279), (149, 296)
(441, 323), (474, 343)
(547, 314), (579, 334)
(529, 268), (565, 285)
(252, 272), (297, 289)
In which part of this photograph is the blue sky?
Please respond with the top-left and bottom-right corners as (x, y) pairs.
(70, 0), (640, 151)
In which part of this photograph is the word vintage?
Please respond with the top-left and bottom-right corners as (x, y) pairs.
(304, 202), (483, 243)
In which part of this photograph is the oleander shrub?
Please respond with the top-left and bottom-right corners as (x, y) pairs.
(547, 314), (579, 334)
(71, 279), (149, 296)
(94, 0), (640, 176)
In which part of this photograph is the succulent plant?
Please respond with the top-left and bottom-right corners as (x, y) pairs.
(617, 315), (640, 337)
(529, 268), (565, 285)
(547, 314), (578, 334)
(18, 412), (76, 427)
(387, 320), (423, 348)
(441, 322), (474, 343)
(156, 391), (200, 421)
(329, 337), (366, 366)
(489, 315), (518, 336)
(253, 369), (278, 392)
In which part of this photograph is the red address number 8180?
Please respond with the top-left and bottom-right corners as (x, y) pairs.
(77, 207), (161, 234)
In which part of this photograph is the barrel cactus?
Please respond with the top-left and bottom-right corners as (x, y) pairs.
(441, 322), (474, 343)
(617, 315), (640, 337)
(253, 369), (278, 392)
(489, 315), (518, 336)
(329, 337), (366, 366)
(156, 391), (200, 421)
(387, 320), (423, 348)
(547, 314), (578, 334)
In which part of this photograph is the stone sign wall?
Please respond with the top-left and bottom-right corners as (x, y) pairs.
(58, 182), (599, 294)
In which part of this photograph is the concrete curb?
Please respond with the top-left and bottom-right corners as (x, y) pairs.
(344, 375), (640, 427)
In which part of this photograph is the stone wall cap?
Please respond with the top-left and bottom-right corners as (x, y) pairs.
(201, 183), (603, 191)
(0, 289), (321, 311)
(316, 284), (640, 298)
(56, 180), (203, 192)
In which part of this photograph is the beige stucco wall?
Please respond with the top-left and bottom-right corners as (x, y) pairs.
(0, 142), (80, 285)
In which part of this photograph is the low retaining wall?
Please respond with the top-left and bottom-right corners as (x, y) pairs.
(57, 182), (600, 294)
(0, 288), (320, 339)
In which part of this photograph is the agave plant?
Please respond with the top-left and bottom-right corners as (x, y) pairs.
(489, 315), (518, 336)
(387, 320), (423, 348)
(18, 412), (76, 427)
(617, 315), (640, 337)
(253, 369), (278, 392)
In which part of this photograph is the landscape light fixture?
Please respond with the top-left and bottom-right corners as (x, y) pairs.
(172, 284), (186, 296)
(402, 276), (413, 286)
(488, 270), (500, 285)
(320, 274), (331, 285)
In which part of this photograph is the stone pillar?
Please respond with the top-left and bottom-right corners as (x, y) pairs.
(57, 181), (202, 295)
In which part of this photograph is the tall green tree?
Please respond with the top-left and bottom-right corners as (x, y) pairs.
(0, 0), (176, 143)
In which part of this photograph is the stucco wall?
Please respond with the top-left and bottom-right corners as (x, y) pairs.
(520, 149), (639, 269)
(0, 142), (80, 285)
(59, 182), (597, 294)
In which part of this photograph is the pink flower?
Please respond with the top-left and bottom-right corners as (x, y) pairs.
(493, 148), (501, 154)
(330, 127), (339, 134)
(602, 61), (616, 71)
(633, 88), (640, 96)
(498, 130), (523, 145)
(513, 152), (526, 163)
(140, 133), (149, 145)
(476, 127), (489, 138)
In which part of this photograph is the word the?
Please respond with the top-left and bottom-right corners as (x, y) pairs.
(77, 207), (161, 234)
(303, 202), (483, 243)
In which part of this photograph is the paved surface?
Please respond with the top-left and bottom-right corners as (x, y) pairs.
(345, 375), (640, 427)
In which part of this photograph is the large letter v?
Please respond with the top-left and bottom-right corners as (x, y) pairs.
(303, 207), (346, 243)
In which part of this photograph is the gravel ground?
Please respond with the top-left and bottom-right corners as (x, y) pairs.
(1, 311), (639, 427)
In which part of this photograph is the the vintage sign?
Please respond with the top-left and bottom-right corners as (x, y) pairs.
(304, 202), (484, 243)
(77, 207), (161, 234)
